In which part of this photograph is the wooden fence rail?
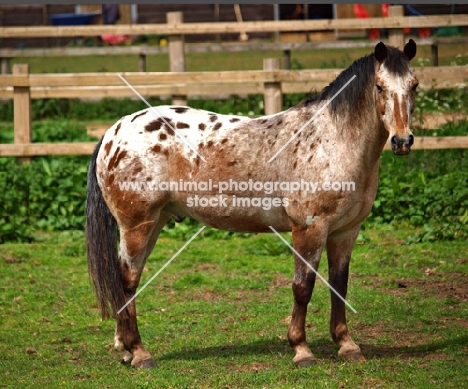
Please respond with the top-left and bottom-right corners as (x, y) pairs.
(2, 37), (467, 74)
(0, 7), (467, 158)
(1, 13), (468, 39)
(0, 63), (467, 157)
(1, 6), (468, 74)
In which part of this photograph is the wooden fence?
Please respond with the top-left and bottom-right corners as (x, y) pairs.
(0, 6), (467, 157)
(2, 37), (468, 74)
(1, 6), (468, 74)
(0, 62), (467, 157)
(1, 9), (468, 39)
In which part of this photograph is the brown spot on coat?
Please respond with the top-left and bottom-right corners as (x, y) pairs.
(176, 122), (190, 129)
(159, 133), (167, 141)
(165, 125), (175, 136)
(114, 123), (121, 136)
(151, 145), (161, 153)
(108, 147), (128, 171)
(199, 123), (206, 131)
(133, 164), (143, 175)
(230, 118), (240, 123)
(213, 122), (222, 131)
(171, 107), (189, 114)
(104, 140), (113, 157)
(131, 111), (148, 122)
(221, 138), (228, 144)
(145, 119), (164, 132)
(206, 140), (213, 148)
(209, 115), (218, 122)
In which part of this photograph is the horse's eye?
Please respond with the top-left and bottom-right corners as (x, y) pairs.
(376, 85), (383, 93)
(412, 83), (419, 92)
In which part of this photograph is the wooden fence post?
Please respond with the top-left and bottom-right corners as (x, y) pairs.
(431, 42), (439, 66)
(167, 12), (187, 106)
(13, 64), (32, 162)
(263, 58), (282, 115)
(388, 5), (405, 49)
(1, 58), (10, 74)
(139, 52), (147, 72)
(283, 49), (291, 70)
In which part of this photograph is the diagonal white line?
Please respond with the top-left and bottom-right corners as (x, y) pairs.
(118, 74), (207, 162)
(267, 74), (356, 163)
(268, 226), (357, 313)
(117, 225), (206, 315)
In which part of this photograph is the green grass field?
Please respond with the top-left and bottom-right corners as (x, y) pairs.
(10, 43), (468, 73)
(1, 37), (467, 388)
(1, 227), (467, 388)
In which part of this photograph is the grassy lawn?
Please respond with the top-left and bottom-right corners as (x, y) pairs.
(10, 43), (468, 73)
(0, 227), (467, 388)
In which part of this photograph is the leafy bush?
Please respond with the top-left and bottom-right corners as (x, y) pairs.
(0, 121), (94, 242)
(1, 97), (468, 242)
(368, 122), (468, 241)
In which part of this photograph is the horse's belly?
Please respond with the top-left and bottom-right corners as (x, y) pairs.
(171, 194), (291, 233)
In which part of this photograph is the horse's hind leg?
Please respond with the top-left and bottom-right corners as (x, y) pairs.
(114, 212), (171, 368)
(326, 225), (365, 361)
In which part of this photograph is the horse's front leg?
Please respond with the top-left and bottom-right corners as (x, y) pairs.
(288, 224), (327, 367)
(326, 225), (365, 361)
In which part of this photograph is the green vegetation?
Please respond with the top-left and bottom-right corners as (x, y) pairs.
(0, 229), (467, 388)
(0, 43), (467, 387)
(1, 85), (468, 243)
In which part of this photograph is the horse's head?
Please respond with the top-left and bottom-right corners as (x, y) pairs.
(374, 39), (418, 155)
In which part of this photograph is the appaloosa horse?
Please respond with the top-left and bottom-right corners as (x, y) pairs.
(86, 40), (418, 368)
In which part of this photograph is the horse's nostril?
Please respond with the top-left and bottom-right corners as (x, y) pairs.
(390, 135), (397, 145)
(408, 134), (414, 146)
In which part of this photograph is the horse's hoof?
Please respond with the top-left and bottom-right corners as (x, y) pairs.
(295, 358), (317, 368)
(132, 358), (156, 369)
(338, 345), (365, 362)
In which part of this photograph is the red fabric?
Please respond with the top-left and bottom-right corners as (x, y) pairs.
(354, 4), (380, 39)
(101, 34), (131, 45)
(354, 4), (370, 19)
(382, 4), (389, 17)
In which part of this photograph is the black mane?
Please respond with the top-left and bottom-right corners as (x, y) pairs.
(303, 46), (412, 119)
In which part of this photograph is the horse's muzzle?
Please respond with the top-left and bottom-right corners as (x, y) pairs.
(390, 134), (414, 155)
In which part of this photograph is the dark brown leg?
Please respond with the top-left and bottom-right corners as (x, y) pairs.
(326, 225), (364, 361)
(114, 214), (170, 368)
(288, 224), (326, 367)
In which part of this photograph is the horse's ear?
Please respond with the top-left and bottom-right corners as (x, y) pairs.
(403, 39), (417, 61)
(374, 42), (388, 63)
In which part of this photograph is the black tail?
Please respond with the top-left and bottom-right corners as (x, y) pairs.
(86, 139), (128, 319)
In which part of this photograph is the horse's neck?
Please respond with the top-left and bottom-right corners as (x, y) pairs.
(282, 100), (387, 174)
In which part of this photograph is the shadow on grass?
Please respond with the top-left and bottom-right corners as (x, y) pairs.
(159, 335), (468, 362)
(360, 334), (468, 359)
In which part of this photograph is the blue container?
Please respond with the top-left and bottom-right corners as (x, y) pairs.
(50, 13), (99, 26)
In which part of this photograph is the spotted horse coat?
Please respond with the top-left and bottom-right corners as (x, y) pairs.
(87, 39), (418, 369)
